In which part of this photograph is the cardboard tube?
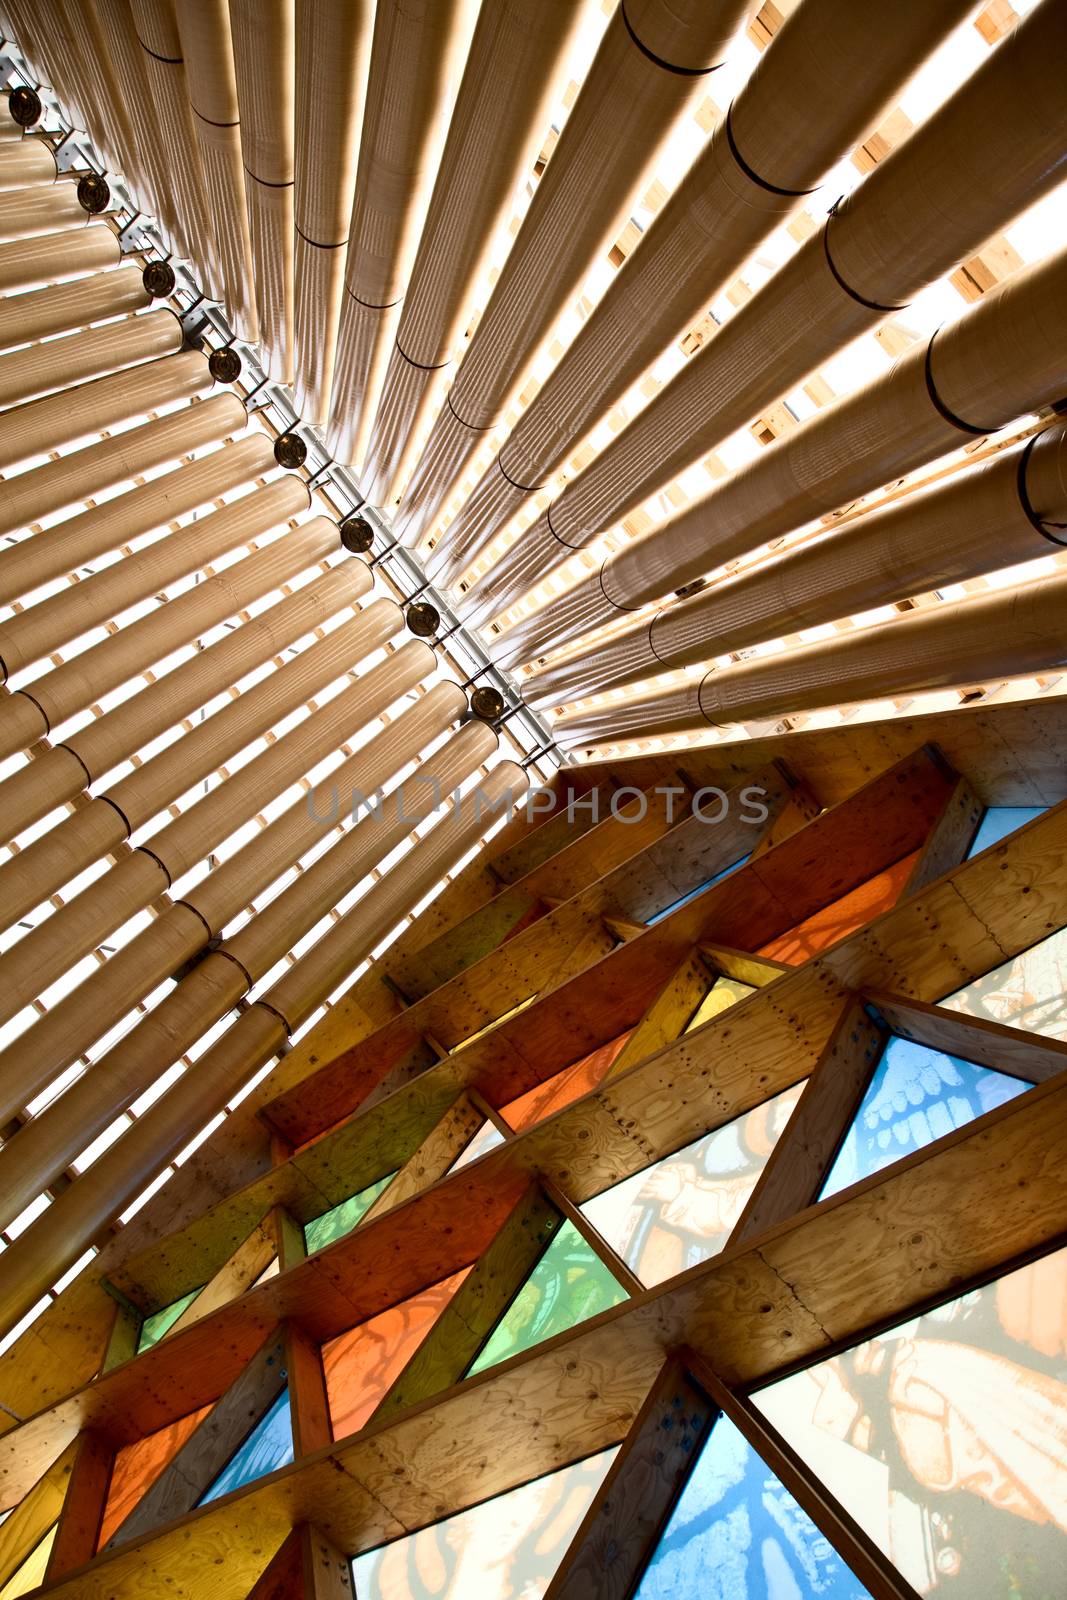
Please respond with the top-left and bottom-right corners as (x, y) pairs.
(526, 421), (1067, 703)
(324, 0), (478, 461)
(0, 262), (148, 351)
(427, 0), (976, 589)
(393, 0), (757, 545)
(552, 567), (1067, 746)
(0, 349), (211, 474)
(0, 305), (181, 414)
(474, 0), (1067, 630)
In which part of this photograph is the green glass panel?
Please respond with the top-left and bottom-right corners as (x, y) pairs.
(303, 1172), (395, 1255)
(467, 1219), (626, 1377)
(136, 1287), (202, 1353)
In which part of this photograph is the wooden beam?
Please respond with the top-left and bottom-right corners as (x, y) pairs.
(903, 774), (982, 895)
(263, 747), (954, 1143)
(730, 997), (885, 1243)
(100, 1299), (140, 1375)
(360, 1091), (485, 1225)
(605, 949), (711, 1078)
(10, 1024), (1067, 1523)
(44, 1430), (112, 1579)
(543, 1356), (715, 1600)
(106, 1329), (288, 1547)
(581, 696), (1067, 814)
(245, 1527), (305, 1599)
(268, 1207), (307, 1273)
(7, 797), (1065, 1479)
(12, 1072), (1067, 1594)
(0, 1438), (76, 1586)
(168, 1217), (277, 1336)
(386, 884), (547, 1002)
(869, 990), (1067, 1084)
(750, 773), (820, 858)
(369, 1184), (559, 1423)
(488, 781), (612, 883)
(697, 943), (791, 987)
(107, 963), (841, 1334)
(685, 1350), (923, 1600)
(542, 1179), (644, 1299)
(282, 1325), (332, 1458)
(297, 1523), (352, 1598)
(466, 1086), (515, 1141)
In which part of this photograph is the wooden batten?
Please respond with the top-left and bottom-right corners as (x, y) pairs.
(263, 744), (952, 1141)
(729, 995), (885, 1243)
(0, 1439), (76, 1587)
(282, 1325), (332, 1459)
(750, 774), (821, 857)
(166, 1220), (277, 1337)
(4, 776), (1064, 1449)
(44, 1430), (113, 1580)
(368, 1184), (560, 1422)
(697, 944), (792, 988)
(543, 1356), (716, 1600)
(105, 1329), (289, 1548)
(685, 1350), (923, 1600)
(246, 1523), (353, 1599)
(867, 990), (1067, 1084)
(359, 1091), (485, 1225)
(605, 948), (713, 1078)
(267, 1208), (308, 1274)
(20, 1066), (1067, 1596)
(904, 774), (984, 894)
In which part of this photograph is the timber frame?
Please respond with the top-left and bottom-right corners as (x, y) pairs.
(0, 721), (1065, 1598)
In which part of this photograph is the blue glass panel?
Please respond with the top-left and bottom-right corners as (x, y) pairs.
(198, 1387), (293, 1505)
(647, 854), (752, 925)
(633, 1414), (870, 1599)
(821, 1037), (1029, 1198)
(966, 807), (1045, 860)
(304, 1172), (395, 1255)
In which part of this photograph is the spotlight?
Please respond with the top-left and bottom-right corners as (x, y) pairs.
(208, 346), (242, 383)
(142, 260), (176, 298)
(340, 514), (374, 553)
(8, 85), (42, 127)
(406, 601), (440, 638)
(76, 173), (110, 214)
(273, 431), (307, 468)
(469, 685), (505, 722)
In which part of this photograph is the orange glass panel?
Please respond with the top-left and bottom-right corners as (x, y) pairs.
(757, 851), (920, 965)
(323, 1268), (471, 1440)
(98, 1403), (213, 1548)
(500, 1031), (633, 1132)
